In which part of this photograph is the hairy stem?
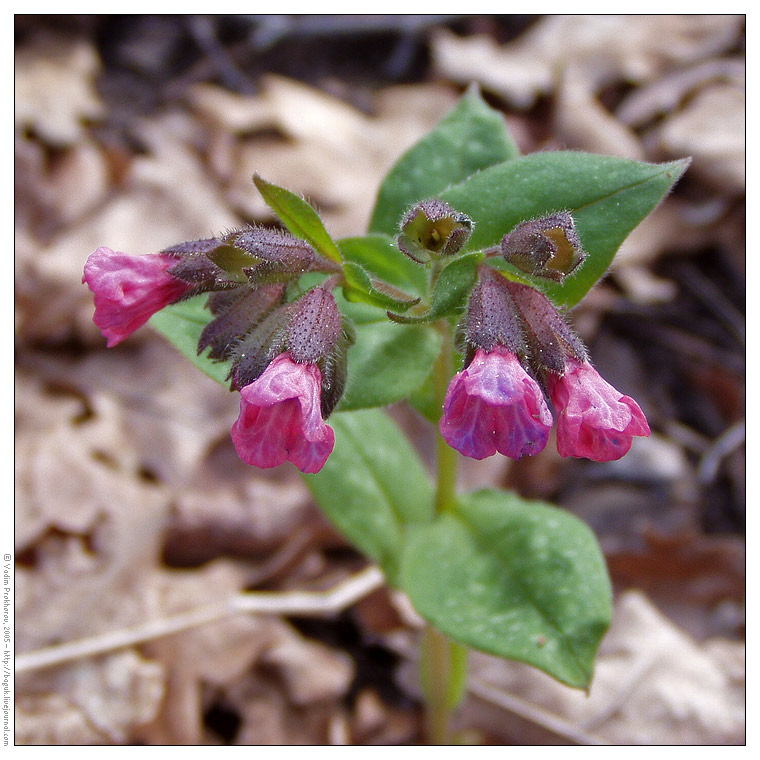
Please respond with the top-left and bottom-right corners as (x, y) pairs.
(419, 317), (467, 744)
(433, 319), (458, 513)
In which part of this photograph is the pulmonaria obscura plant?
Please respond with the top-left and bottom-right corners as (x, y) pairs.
(83, 89), (688, 743)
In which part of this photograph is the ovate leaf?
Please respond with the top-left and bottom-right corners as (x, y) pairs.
(338, 322), (441, 411)
(400, 488), (613, 689)
(304, 409), (433, 580)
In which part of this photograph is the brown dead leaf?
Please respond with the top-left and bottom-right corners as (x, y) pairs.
(554, 65), (645, 159)
(616, 57), (745, 128)
(165, 480), (312, 564)
(432, 16), (744, 109)
(17, 651), (165, 746)
(15, 368), (170, 552)
(654, 83), (745, 194)
(462, 590), (744, 745)
(15, 32), (105, 147)
(16, 112), (242, 345)
(259, 629), (354, 706)
(191, 77), (458, 238)
(16, 692), (106, 745)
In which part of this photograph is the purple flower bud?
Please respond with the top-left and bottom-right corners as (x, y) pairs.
(501, 212), (586, 282)
(398, 199), (473, 264)
(547, 357), (650, 461)
(461, 267), (524, 357)
(231, 352), (335, 473)
(286, 287), (343, 365)
(199, 284), (286, 361)
(504, 279), (587, 376)
(82, 246), (192, 347)
(439, 345), (553, 460)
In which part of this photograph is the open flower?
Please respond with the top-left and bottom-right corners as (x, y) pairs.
(83, 246), (191, 347)
(547, 357), (650, 461)
(231, 353), (335, 473)
(439, 345), (553, 460)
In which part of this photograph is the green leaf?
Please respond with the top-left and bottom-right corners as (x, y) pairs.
(342, 261), (420, 312)
(370, 87), (521, 237)
(339, 234), (428, 296)
(253, 174), (343, 264)
(408, 368), (439, 423)
(149, 295), (230, 386)
(388, 252), (481, 324)
(399, 489), (613, 689)
(338, 322), (441, 411)
(440, 152), (690, 308)
(303, 409), (433, 580)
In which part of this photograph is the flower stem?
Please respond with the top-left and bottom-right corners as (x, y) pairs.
(419, 318), (467, 744)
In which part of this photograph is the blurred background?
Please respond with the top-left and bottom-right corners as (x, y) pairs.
(14, 15), (745, 745)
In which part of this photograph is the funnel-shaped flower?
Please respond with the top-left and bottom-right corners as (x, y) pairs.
(440, 345), (553, 460)
(231, 353), (335, 473)
(83, 247), (191, 347)
(547, 357), (650, 461)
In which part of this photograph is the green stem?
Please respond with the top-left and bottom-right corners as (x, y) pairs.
(432, 319), (457, 514)
(419, 318), (467, 744)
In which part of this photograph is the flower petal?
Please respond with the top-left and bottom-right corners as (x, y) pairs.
(548, 357), (650, 461)
(440, 346), (553, 460)
(83, 247), (190, 346)
(231, 353), (334, 473)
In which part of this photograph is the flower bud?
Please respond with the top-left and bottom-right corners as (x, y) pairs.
(459, 267), (524, 361)
(227, 287), (349, 420)
(503, 279), (587, 376)
(500, 212), (585, 282)
(397, 199), (473, 264)
(198, 284), (287, 361)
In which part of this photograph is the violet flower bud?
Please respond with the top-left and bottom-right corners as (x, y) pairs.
(501, 212), (586, 282)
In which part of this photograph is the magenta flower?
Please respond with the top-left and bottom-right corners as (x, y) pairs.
(547, 357), (650, 461)
(83, 247), (192, 347)
(439, 345), (553, 460)
(231, 353), (335, 473)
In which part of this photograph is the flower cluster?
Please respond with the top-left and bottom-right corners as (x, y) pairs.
(440, 267), (649, 462)
(83, 228), (350, 473)
(83, 203), (649, 474)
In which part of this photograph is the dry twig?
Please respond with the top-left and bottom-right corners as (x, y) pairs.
(16, 565), (385, 674)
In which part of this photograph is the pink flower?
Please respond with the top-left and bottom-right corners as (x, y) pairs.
(547, 357), (650, 461)
(231, 353), (335, 473)
(439, 345), (553, 460)
(83, 246), (191, 347)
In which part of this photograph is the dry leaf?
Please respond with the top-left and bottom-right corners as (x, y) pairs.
(16, 652), (165, 745)
(260, 630), (355, 705)
(654, 84), (745, 194)
(432, 16), (744, 109)
(192, 77), (457, 237)
(15, 32), (105, 147)
(464, 590), (744, 745)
